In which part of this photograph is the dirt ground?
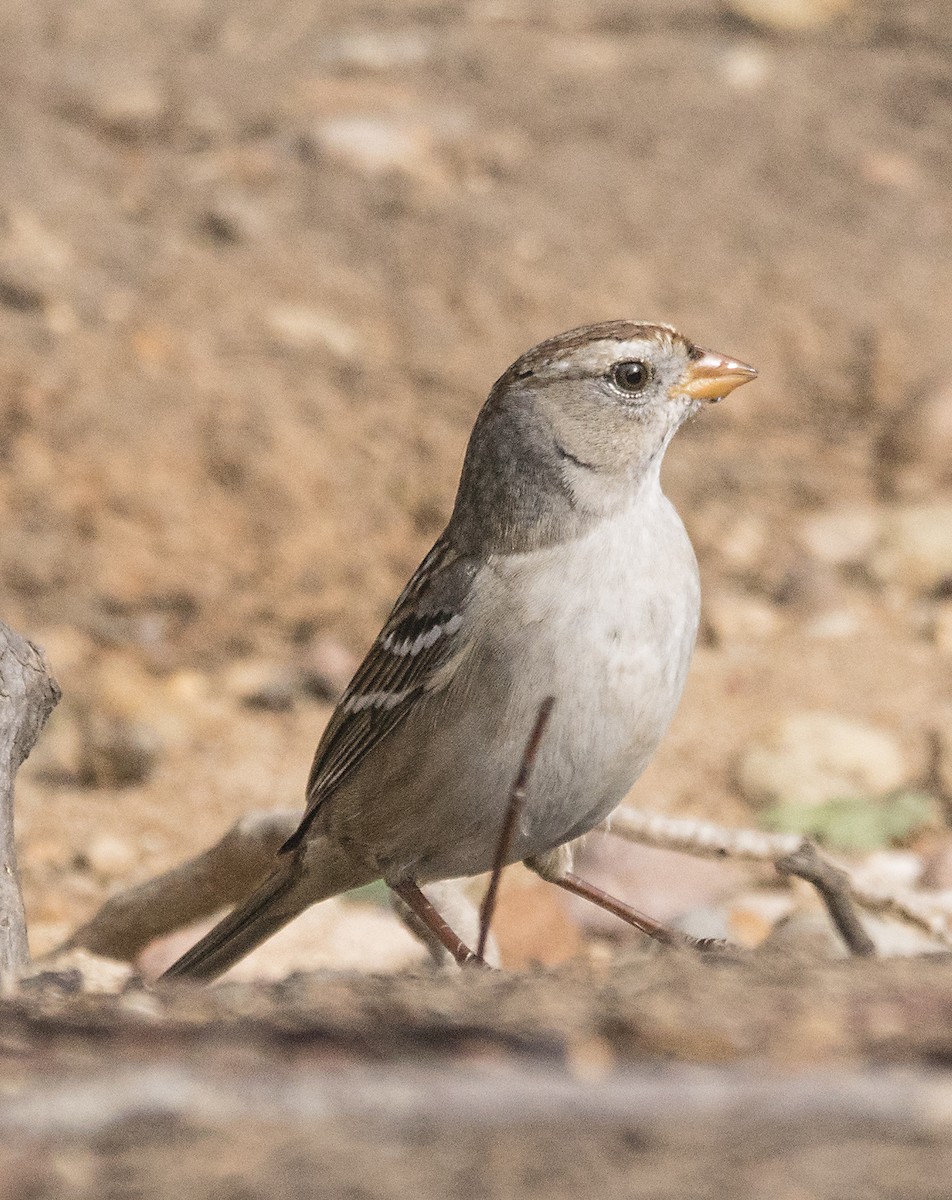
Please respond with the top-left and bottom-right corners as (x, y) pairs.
(2, 0), (952, 1195)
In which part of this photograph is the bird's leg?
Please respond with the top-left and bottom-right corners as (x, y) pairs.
(553, 872), (688, 947)
(526, 852), (719, 952)
(391, 880), (488, 968)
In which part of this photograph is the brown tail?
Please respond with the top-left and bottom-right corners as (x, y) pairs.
(161, 838), (377, 983)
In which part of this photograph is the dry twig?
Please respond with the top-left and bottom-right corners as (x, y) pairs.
(62, 811), (298, 961)
(477, 697), (554, 961)
(775, 841), (876, 957)
(606, 806), (952, 950)
(59, 785), (952, 966)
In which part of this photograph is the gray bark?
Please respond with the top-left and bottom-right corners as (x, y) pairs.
(0, 622), (59, 982)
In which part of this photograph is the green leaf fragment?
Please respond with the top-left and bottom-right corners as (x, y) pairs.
(761, 790), (940, 852)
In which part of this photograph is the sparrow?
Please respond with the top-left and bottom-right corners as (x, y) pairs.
(164, 321), (756, 981)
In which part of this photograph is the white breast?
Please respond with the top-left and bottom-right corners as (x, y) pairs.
(480, 483), (701, 850)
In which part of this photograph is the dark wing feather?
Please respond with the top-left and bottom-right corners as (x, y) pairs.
(282, 536), (478, 851)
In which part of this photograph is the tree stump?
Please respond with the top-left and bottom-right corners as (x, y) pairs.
(0, 623), (59, 982)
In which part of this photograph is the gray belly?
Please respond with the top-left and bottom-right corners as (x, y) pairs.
(327, 501), (701, 883)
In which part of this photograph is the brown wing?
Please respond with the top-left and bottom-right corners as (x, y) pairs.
(282, 536), (478, 851)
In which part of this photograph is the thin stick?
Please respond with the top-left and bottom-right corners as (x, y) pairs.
(476, 697), (555, 962)
(776, 840), (877, 958)
(605, 807), (952, 950)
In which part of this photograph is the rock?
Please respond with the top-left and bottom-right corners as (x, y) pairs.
(0, 271), (44, 312)
(221, 659), (296, 712)
(719, 45), (771, 92)
(21, 948), (134, 993)
(804, 604), (869, 640)
(32, 625), (95, 677)
(29, 653), (168, 788)
(914, 838), (952, 890)
(763, 906), (943, 959)
(264, 305), (361, 356)
(201, 191), (270, 244)
(24, 699), (83, 781)
(321, 30), (431, 71)
(717, 514), (767, 572)
(311, 115), (427, 175)
(725, 0), (854, 32)
(933, 601), (952, 654)
(305, 111), (467, 186)
(300, 636), (359, 700)
(737, 712), (912, 808)
(877, 376), (952, 499)
(936, 709), (952, 801)
(871, 504), (952, 595)
(849, 849), (924, 893)
(727, 890), (797, 948)
(65, 75), (166, 141)
(859, 914), (949, 957)
(798, 505), (879, 567)
(703, 589), (782, 645)
(83, 833), (139, 881)
(77, 712), (159, 787)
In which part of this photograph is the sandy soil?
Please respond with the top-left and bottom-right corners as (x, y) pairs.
(2, 0), (952, 1194)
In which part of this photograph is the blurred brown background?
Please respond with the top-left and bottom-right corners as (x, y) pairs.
(3, 0), (952, 972)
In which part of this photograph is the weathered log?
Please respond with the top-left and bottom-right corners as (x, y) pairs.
(0, 623), (59, 982)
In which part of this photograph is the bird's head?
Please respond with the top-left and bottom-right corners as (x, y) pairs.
(451, 321), (757, 551)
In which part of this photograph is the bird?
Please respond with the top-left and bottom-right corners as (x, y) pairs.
(163, 320), (756, 981)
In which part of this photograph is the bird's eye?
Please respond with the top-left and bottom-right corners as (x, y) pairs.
(611, 360), (651, 395)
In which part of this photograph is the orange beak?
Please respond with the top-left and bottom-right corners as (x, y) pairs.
(675, 349), (758, 403)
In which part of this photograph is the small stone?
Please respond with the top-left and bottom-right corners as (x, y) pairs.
(860, 151), (920, 191)
(201, 192), (270, 244)
(24, 700), (83, 781)
(728, 890), (797, 948)
(0, 271), (44, 312)
(322, 30), (431, 71)
(920, 836), (952, 890)
(703, 590), (782, 645)
(877, 377), (952, 499)
(78, 713), (159, 787)
(67, 76), (166, 141)
(23, 949), (134, 994)
(849, 849), (924, 893)
(737, 712), (911, 808)
(804, 604), (868, 640)
(763, 907), (942, 958)
(718, 514), (767, 572)
(725, 0), (854, 32)
(936, 709), (952, 801)
(83, 833), (138, 881)
(222, 659), (296, 711)
(32, 624), (95, 677)
(719, 45), (770, 91)
(305, 111), (467, 186)
(265, 305), (361, 356)
(798, 505), (879, 567)
(312, 115), (424, 175)
(300, 636), (359, 700)
(871, 503), (952, 595)
(933, 601), (952, 654)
